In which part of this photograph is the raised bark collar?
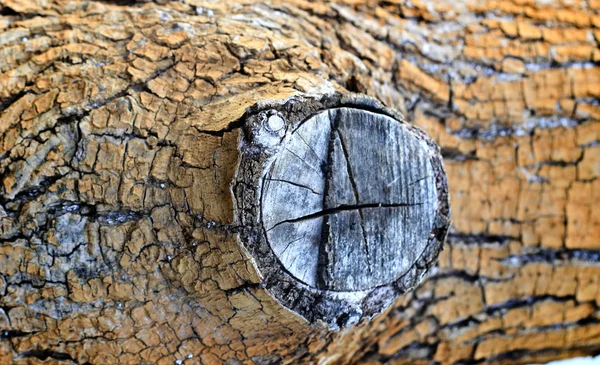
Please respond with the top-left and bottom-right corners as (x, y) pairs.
(232, 94), (450, 329)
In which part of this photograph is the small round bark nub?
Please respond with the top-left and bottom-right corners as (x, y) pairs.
(232, 94), (450, 329)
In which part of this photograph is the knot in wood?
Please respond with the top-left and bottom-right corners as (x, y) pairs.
(263, 108), (436, 291)
(233, 94), (450, 328)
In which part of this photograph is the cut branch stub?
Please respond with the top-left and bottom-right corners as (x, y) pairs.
(264, 108), (437, 291)
(233, 94), (450, 329)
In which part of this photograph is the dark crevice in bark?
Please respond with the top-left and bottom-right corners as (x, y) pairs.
(193, 117), (245, 137)
(484, 295), (578, 313)
(1, 330), (37, 338)
(430, 269), (488, 283)
(0, 5), (19, 16)
(441, 148), (479, 161)
(20, 349), (77, 362)
(0, 173), (66, 208)
(500, 249), (600, 264)
(222, 282), (262, 296)
(447, 233), (518, 245)
(43, 201), (146, 225)
(0, 90), (28, 115)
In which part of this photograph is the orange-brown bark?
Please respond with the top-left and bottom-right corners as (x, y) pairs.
(0, 0), (599, 364)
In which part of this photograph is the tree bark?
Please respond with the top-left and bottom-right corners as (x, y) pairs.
(0, 0), (599, 365)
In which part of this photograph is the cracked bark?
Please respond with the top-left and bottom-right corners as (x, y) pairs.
(1, 0), (600, 365)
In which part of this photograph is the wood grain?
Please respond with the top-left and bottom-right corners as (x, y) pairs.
(262, 108), (437, 291)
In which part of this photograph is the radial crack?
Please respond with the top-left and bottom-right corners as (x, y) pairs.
(267, 202), (424, 231)
(284, 147), (324, 176)
(336, 127), (372, 273)
(265, 178), (323, 195)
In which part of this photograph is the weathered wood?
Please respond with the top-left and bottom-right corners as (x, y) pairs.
(233, 96), (449, 327)
(1, 0), (599, 364)
(265, 107), (437, 291)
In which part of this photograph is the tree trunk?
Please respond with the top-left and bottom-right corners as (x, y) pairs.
(0, 0), (599, 364)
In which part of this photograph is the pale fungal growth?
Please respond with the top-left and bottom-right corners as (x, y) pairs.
(232, 94), (450, 329)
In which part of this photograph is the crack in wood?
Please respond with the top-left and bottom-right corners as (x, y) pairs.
(267, 202), (425, 231)
(335, 122), (372, 274)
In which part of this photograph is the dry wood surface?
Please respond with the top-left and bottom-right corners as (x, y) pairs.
(0, 0), (599, 364)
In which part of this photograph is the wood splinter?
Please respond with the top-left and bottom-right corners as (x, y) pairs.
(232, 94), (450, 329)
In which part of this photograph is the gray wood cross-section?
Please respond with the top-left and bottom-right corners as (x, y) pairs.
(262, 108), (436, 291)
(232, 94), (450, 329)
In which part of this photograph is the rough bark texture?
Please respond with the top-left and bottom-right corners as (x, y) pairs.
(0, 0), (599, 365)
